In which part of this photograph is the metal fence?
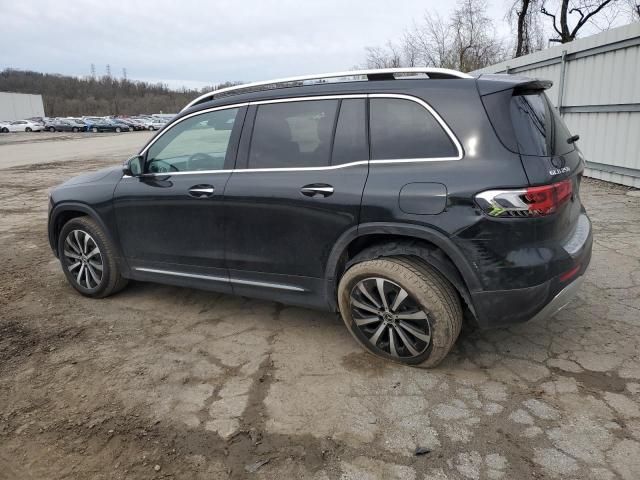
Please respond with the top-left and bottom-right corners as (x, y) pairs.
(0, 92), (45, 122)
(473, 22), (640, 188)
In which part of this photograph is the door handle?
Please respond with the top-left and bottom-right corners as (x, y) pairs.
(300, 184), (334, 197)
(188, 184), (215, 198)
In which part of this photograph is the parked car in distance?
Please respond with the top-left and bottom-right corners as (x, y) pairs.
(114, 118), (145, 131)
(47, 68), (592, 368)
(45, 119), (87, 133)
(1, 120), (44, 132)
(86, 120), (130, 133)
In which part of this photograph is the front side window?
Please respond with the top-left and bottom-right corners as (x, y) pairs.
(146, 108), (239, 173)
(248, 100), (339, 169)
(369, 98), (457, 160)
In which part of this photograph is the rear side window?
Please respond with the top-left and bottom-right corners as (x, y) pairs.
(369, 98), (457, 160)
(332, 99), (368, 165)
(510, 92), (574, 156)
(249, 100), (339, 169)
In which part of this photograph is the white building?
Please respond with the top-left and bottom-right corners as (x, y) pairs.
(0, 92), (45, 121)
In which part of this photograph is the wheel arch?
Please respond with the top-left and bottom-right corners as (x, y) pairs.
(324, 223), (480, 317)
(48, 203), (129, 275)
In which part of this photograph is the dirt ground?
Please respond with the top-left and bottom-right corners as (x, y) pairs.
(1, 133), (639, 480)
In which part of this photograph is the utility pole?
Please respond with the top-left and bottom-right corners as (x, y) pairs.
(106, 64), (111, 78)
(90, 63), (96, 78)
(122, 68), (127, 81)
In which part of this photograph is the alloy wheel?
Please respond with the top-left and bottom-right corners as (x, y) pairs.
(349, 277), (431, 359)
(63, 230), (103, 290)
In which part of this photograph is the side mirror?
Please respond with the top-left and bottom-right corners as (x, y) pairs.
(123, 155), (144, 176)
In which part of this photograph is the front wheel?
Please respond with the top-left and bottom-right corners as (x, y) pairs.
(115, 127), (121, 133)
(49, 127), (56, 132)
(25, 127), (32, 132)
(92, 127), (98, 133)
(72, 127), (79, 133)
(338, 257), (462, 368)
(58, 216), (128, 298)
(148, 126), (155, 131)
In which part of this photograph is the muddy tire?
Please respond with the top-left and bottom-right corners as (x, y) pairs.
(338, 256), (462, 368)
(57, 216), (128, 298)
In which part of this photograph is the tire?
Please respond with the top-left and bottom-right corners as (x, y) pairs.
(25, 127), (32, 132)
(115, 127), (121, 133)
(1, 127), (8, 133)
(148, 126), (155, 131)
(338, 256), (462, 368)
(92, 127), (98, 133)
(72, 127), (78, 133)
(49, 127), (56, 132)
(57, 216), (128, 298)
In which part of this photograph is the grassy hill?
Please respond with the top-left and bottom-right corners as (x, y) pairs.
(0, 69), (234, 117)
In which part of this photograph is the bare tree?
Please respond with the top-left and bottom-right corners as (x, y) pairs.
(508, 0), (545, 56)
(365, 42), (404, 68)
(623, 0), (640, 20)
(540, 0), (618, 43)
(365, 0), (506, 72)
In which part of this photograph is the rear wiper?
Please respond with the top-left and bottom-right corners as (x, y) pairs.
(567, 134), (580, 144)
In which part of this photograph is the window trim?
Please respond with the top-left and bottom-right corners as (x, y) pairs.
(133, 94), (463, 177)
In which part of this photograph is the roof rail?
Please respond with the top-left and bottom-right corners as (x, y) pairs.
(181, 67), (472, 111)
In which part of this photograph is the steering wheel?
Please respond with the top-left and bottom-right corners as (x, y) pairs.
(187, 152), (217, 171)
(148, 160), (179, 174)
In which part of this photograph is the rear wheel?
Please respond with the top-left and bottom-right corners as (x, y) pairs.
(72, 127), (79, 133)
(49, 127), (55, 132)
(148, 125), (155, 131)
(115, 127), (121, 133)
(25, 127), (32, 132)
(338, 257), (462, 368)
(92, 127), (98, 133)
(1, 127), (8, 133)
(58, 216), (128, 298)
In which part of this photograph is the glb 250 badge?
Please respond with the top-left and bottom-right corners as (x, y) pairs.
(550, 166), (570, 176)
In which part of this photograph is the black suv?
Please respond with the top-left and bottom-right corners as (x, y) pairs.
(48, 68), (592, 367)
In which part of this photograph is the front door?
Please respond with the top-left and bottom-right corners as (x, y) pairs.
(113, 106), (246, 288)
(224, 97), (369, 305)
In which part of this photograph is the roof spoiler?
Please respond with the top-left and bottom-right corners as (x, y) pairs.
(476, 73), (553, 96)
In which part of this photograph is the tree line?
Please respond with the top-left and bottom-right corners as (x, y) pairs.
(0, 69), (236, 117)
(365, 0), (639, 72)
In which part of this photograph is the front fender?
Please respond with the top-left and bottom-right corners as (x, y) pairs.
(48, 202), (130, 276)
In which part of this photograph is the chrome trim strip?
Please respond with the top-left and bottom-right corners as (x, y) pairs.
(134, 267), (228, 283)
(133, 267), (306, 292)
(231, 277), (306, 292)
(131, 93), (464, 178)
(182, 68), (472, 111)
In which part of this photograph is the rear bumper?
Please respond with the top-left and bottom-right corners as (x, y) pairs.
(470, 213), (592, 328)
(529, 274), (584, 323)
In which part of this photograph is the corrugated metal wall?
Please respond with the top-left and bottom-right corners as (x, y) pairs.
(473, 22), (640, 188)
(0, 92), (46, 121)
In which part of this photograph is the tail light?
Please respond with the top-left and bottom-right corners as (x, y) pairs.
(476, 179), (572, 218)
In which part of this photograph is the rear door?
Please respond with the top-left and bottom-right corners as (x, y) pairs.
(223, 96), (369, 306)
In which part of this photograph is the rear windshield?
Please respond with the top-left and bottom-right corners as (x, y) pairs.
(510, 91), (574, 157)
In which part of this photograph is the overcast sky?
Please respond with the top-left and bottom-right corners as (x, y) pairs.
(0, 0), (622, 89)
